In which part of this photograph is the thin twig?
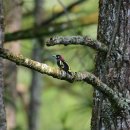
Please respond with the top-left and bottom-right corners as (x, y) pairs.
(57, 0), (75, 34)
(41, 0), (86, 25)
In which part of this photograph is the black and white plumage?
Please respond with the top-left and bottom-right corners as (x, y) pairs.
(53, 55), (71, 75)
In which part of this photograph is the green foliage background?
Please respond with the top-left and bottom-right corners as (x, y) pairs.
(5, 0), (98, 130)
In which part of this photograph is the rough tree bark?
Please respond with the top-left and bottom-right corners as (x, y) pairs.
(91, 0), (130, 130)
(28, 0), (43, 130)
(0, 0), (7, 129)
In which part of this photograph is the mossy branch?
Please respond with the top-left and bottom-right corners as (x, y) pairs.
(0, 48), (129, 111)
(46, 36), (108, 52)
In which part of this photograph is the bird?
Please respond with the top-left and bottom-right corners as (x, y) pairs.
(53, 55), (72, 75)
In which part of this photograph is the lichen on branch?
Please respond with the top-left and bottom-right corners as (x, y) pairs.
(0, 48), (129, 111)
(46, 36), (108, 52)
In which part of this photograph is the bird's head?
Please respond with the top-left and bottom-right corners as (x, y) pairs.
(53, 55), (64, 61)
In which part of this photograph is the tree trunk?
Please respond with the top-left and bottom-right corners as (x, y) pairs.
(0, 0), (7, 129)
(28, 0), (44, 130)
(91, 0), (130, 130)
(4, 0), (22, 129)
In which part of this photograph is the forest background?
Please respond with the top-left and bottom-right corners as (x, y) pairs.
(4, 0), (98, 130)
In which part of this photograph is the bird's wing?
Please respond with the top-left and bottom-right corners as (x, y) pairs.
(60, 61), (64, 68)
(63, 61), (69, 71)
(57, 60), (64, 69)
